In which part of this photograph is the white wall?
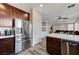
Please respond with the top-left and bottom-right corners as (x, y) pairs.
(41, 19), (51, 38)
(47, 22), (52, 33)
(31, 9), (52, 46)
(32, 9), (42, 46)
(41, 20), (47, 38)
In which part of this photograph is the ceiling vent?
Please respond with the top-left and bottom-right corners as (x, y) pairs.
(68, 4), (75, 8)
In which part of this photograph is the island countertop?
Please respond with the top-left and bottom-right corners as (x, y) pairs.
(47, 33), (79, 43)
(0, 35), (14, 39)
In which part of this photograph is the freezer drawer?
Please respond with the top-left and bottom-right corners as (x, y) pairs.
(15, 41), (22, 53)
(22, 40), (31, 50)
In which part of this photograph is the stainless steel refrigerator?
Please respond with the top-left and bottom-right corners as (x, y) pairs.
(22, 20), (31, 51)
(14, 19), (31, 53)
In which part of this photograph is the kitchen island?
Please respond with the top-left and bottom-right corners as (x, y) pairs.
(46, 33), (79, 55)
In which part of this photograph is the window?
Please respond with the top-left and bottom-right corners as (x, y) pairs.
(68, 24), (73, 30)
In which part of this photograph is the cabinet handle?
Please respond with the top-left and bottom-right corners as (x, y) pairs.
(66, 42), (69, 55)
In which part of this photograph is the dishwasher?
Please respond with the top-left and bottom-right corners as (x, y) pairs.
(69, 42), (79, 55)
(61, 40), (79, 55)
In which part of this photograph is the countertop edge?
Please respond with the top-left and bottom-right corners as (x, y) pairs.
(0, 35), (14, 39)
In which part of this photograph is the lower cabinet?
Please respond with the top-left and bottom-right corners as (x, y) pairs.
(46, 37), (61, 55)
(46, 36), (79, 55)
(0, 37), (15, 55)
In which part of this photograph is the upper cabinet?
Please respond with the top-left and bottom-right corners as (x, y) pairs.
(11, 5), (29, 20)
(12, 7), (22, 19)
(0, 4), (10, 18)
(0, 3), (30, 27)
(0, 3), (29, 20)
(22, 12), (29, 20)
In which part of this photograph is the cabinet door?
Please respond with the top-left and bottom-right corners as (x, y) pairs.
(46, 37), (61, 55)
(61, 40), (67, 55)
(12, 8), (22, 19)
(4, 38), (15, 54)
(22, 12), (29, 20)
(0, 37), (15, 55)
(0, 4), (11, 18)
(0, 40), (4, 54)
(0, 4), (13, 27)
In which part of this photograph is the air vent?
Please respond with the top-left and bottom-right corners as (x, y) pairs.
(68, 4), (75, 8)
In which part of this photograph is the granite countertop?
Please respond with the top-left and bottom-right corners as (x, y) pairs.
(0, 35), (14, 39)
(47, 33), (79, 43)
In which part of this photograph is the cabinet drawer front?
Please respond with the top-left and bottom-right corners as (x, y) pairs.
(46, 37), (61, 55)
(47, 46), (61, 55)
(0, 38), (15, 55)
(46, 37), (61, 48)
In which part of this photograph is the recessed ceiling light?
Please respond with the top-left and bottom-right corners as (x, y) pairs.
(40, 4), (43, 7)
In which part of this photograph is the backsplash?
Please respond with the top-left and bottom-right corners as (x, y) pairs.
(55, 30), (79, 35)
(0, 27), (14, 36)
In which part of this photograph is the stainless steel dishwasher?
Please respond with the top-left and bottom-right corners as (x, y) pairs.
(69, 42), (79, 55)
(61, 40), (79, 55)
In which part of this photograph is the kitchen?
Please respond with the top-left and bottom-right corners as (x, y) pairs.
(0, 3), (79, 55)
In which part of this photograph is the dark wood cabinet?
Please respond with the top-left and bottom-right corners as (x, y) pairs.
(0, 4), (9, 17)
(8, 4), (29, 20)
(0, 3), (29, 21)
(0, 37), (15, 55)
(0, 4), (13, 27)
(46, 37), (61, 55)
(0, 3), (30, 27)
(12, 8), (22, 19)
(22, 13), (29, 20)
(46, 36), (79, 55)
(0, 3), (13, 19)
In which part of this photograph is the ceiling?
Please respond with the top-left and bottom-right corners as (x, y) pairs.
(8, 3), (79, 24)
